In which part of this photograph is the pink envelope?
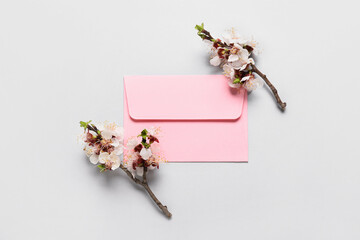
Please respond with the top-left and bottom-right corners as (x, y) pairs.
(124, 75), (248, 162)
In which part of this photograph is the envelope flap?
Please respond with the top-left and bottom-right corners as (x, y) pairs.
(124, 75), (245, 120)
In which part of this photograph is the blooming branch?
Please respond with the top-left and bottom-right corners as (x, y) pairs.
(195, 23), (287, 110)
(79, 121), (171, 218)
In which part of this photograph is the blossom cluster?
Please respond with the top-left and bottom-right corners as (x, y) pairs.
(80, 121), (124, 171)
(124, 127), (163, 177)
(80, 121), (164, 176)
(196, 24), (263, 91)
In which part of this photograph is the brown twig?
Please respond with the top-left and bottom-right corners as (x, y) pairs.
(119, 164), (172, 218)
(251, 64), (287, 110)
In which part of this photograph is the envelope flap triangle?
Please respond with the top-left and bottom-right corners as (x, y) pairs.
(124, 75), (245, 120)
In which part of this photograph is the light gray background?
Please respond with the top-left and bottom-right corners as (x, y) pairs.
(1, 0), (360, 239)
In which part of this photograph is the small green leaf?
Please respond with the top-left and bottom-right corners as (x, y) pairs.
(80, 120), (92, 130)
(195, 23), (204, 32)
(97, 164), (106, 172)
(195, 23), (206, 39)
(233, 78), (241, 84)
(137, 129), (148, 141)
(141, 129), (148, 136)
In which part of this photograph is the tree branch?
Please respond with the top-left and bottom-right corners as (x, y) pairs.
(251, 64), (287, 110)
(120, 165), (142, 184)
(196, 25), (287, 111)
(119, 164), (172, 218)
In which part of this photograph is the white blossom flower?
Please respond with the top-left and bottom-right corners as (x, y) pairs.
(124, 153), (147, 177)
(98, 122), (123, 141)
(140, 148), (152, 160)
(110, 138), (119, 147)
(223, 27), (260, 54)
(89, 155), (99, 164)
(228, 44), (249, 70)
(80, 121), (127, 171)
(126, 137), (138, 151)
(84, 146), (99, 164)
(239, 58), (255, 71)
(84, 145), (94, 157)
(239, 36), (260, 55)
(124, 153), (137, 176)
(123, 129), (163, 177)
(113, 145), (124, 155)
(100, 128), (113, 140)
(98, 152), (121, 170)
(223, 64), (235, 80)
(223, 28), (241, 45)
(210, 55), (221, 66)
(243, 77), (263, 91)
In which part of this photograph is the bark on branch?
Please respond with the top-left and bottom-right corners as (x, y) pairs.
(120, 165), (172, 218)
(251, 64), (287, 110)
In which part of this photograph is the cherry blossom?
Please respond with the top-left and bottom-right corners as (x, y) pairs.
(124, 128), (163, 177)
(196, 23), (287, 110)
(196, 24), (263, 92)
(79, 121), (172, 217)
(99, 152), (121, 170)
(80, 121), (124, 170)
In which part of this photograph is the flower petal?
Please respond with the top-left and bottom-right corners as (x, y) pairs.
(113, 145), (124, 155)
(230, 60), (244, 70)
(241, 75), (251, 82)
(114, 127), (124, 141)
(210, 56), (221, 66)
(101, 129), (113, 140)
(228, 54), (239, 62)
(126, 138), (139, 151)
(244, 78), (263, 91)
(111, 159), (120, 170)
(140, 148), (152, 160)
(111, 138), (119, 147)
(89, 154), (99, 164)
(98, 152), (109, 164)
(223, 64), (235, 79)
